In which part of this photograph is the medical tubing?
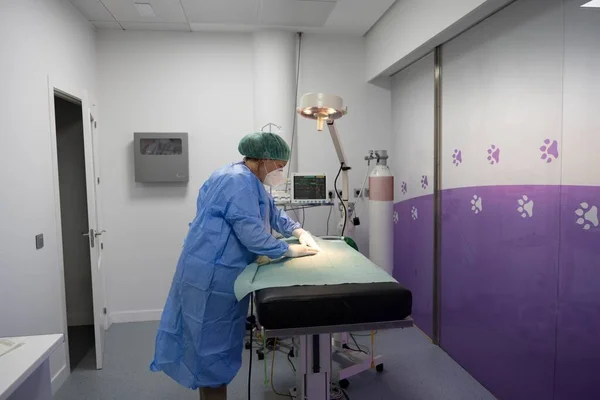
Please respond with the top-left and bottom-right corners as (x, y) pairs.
(270, 339), (293, 398)
(354, 162), (370, 217)
(370, 331), (375, 369)
(326, 204), (333, 235)
(263, 333), (268, 387)
(349, 331), (378, 336)
(334, 163), (347, 236)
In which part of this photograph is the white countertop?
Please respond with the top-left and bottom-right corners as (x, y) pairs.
(0, 334), (63, 400)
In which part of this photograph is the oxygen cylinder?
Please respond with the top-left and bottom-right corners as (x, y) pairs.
(368, 151), (394, 275)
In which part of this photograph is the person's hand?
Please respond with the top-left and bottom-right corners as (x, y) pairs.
(285, 244), (319, 258)
(292, 229), (322, 252)
(256, 256), (271, 266)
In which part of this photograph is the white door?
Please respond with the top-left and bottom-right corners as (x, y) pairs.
(83, 111), (106, 370)
(49, 82), (106, 371)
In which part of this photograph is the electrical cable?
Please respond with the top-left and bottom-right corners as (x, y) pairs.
(344, 343), (370, 355)
(330, 383), (350, 400)
(248, 296), (253, 400)
(287, 352), (296, 372)
(334, 163), (348, 236)
(348, 333), (369, 355)
(285, 32), (303, 194)
(344, 342), (370, 355)
(285, 204), (322, 212)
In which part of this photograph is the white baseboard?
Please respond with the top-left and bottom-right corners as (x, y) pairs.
(51, 363), (69, 395)
(108, 309), (162, 324)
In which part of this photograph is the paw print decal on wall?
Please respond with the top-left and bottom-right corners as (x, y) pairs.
(517, 195), (534, 218)
(411, 206), (418, 220)
(540, 139), (559, 163)
(487, 145), (500, 165)
(452, 149), (462, 166)
(575, 202), (599, 230)
(471, 195), (483, 214)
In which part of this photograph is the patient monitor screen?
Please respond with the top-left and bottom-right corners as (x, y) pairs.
(293, 175), (327, 201)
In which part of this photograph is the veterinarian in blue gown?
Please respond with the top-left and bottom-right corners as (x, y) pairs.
(150, 132), (319, 400)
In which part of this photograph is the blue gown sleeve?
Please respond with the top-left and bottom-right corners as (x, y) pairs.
(223, 184), (290, 259)
(268, 195), (301, 237)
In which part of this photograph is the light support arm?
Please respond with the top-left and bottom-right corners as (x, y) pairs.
(326, 121), (348, 169)
(327, 120), (350, 200)
(327, 121), (350, 235)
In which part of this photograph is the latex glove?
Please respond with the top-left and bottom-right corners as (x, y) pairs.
(285, 244), (318, 258)
(292, 229), (322, 252)
(256, 256), (271, 266)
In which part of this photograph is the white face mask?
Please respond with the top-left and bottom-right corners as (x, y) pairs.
(263, 162), (286, 187)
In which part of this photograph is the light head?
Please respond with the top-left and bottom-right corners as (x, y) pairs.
(297, 93), (347, 131)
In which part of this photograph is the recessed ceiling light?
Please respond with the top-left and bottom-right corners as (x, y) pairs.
(135, 3), (156, 17)
(581, 0), (600, 7)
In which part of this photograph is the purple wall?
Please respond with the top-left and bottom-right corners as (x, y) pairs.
(393, 195), (434, 338)
(393, 185), (600, 400)
(555, 186), (600, 400)
(440, 185), (560, 400)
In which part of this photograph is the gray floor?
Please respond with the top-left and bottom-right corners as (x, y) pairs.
(54, 322), (495, 400)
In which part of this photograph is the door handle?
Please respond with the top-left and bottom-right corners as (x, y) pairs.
(95, 230), (106, 237)
(82, 229), (95, 248)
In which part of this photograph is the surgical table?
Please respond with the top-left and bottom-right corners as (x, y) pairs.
(254, 281), (413, 400)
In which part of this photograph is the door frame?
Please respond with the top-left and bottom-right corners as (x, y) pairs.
(46, 76), (105, 374)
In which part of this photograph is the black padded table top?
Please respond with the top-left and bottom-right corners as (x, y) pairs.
(255, 282), (412, 330)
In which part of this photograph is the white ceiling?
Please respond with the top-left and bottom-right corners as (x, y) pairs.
(68, 0), (396, 36)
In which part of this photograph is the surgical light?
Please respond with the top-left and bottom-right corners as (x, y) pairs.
(297, 93), (351, 237)
(297, 93), (347, 131)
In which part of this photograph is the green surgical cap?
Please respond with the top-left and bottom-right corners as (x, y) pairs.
(238, 132), (291, 161)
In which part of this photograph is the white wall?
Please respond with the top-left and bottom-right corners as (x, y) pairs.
(562, 0), (600, 187)
(391, 53), (435, 201)
(0, 0), (96, 391)
(253, 31), (298, 172)
(97, 31), (392, 322)
(96, 30), (255, 323)
(366, 0), (514, 81)
(297, 34), (393, 254)
(55, 98), (94, 327)
(442, 0), (564, 189)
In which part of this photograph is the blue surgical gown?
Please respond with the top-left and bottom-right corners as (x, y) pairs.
(150, 162), (300, 389)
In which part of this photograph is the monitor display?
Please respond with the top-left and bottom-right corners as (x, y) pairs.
(292, 174), (327, 202)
